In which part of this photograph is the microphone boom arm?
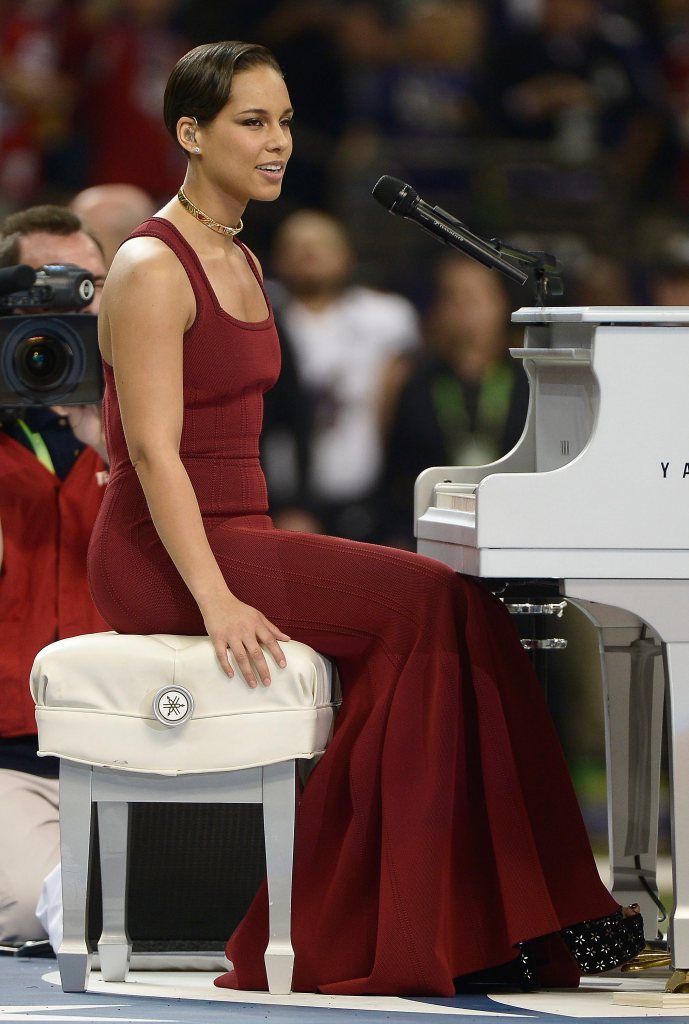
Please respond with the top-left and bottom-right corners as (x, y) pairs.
(417, 205), (528, 285)
(428, 203), (564, 302)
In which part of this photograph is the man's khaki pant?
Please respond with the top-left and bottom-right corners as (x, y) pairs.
(0, 768), (59, 944)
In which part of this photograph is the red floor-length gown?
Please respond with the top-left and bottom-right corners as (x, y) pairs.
(87, 218), (617, 996)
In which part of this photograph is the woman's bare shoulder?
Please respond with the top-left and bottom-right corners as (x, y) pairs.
(103, 235), (192, 310)
(108, 234), (185, 282)
(102, 234), (195, 331)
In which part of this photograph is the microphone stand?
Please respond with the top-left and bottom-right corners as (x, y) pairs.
(490, 239), (564, 306)
(430, 204), (563, 305)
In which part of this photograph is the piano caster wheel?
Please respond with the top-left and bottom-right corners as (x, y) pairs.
(666, 970), (689, 993)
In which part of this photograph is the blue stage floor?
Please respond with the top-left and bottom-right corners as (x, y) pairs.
(4, 955), (689, 1024)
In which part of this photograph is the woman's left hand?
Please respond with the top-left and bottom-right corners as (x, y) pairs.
(201, 591), (291, 686)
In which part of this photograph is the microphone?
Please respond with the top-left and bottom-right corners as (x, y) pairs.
(371, 176), (528, 285)
(0, 264), (36, 297)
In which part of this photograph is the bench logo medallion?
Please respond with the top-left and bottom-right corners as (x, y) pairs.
(152, 686), (194, 726)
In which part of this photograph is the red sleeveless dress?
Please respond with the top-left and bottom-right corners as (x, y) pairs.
(87, 217), (617, 996)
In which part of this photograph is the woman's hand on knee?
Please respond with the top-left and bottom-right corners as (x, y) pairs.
(203, 596), (290, 686)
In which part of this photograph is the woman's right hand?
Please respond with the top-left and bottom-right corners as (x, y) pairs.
(202, 593), (291, 686)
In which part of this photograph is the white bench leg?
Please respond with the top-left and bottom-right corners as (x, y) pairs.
(262, 760), (296, 994)
(97, 801), (132, 981)
(58, 760), (93, 992)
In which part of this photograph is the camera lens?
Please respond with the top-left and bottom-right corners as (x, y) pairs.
(14, 332), (70, 391)
(1, 315), (91, 405)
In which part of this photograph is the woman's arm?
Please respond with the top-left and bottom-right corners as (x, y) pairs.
(103, 239), (289, 684)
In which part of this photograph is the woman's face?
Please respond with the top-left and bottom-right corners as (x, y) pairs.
(198, 65), (293, 206)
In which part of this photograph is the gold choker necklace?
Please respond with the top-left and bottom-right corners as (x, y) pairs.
(177, 187), (243, 237)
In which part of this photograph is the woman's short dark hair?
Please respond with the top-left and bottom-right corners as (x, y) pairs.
(163, 41), (283, 146)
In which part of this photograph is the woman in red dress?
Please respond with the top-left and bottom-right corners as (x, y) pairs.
(87, 41), (643, 996)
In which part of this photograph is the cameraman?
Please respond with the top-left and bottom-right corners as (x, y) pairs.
(0, 205), (107, 945)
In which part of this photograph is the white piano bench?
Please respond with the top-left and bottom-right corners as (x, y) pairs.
(29, 632), (337, 995)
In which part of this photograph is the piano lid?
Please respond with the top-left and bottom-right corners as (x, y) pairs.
(513, 305), (689, 324)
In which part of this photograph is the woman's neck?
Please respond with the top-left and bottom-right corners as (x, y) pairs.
(177, 176), (245, 234)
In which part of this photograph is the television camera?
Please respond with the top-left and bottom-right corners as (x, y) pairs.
(0, 262), (103, 408)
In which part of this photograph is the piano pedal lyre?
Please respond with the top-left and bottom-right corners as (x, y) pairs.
(494, 585), (568, 692)
(503, 598), (568, 652)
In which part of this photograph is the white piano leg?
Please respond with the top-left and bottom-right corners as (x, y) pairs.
(567, 596), (663, 940)
(565, 579), (689, 971)
(664, 641), (689, 969)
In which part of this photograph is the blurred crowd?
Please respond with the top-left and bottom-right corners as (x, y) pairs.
(3, 0), (689, 551)
(2, 2), (689, 235)
(1, 2), (687, 229)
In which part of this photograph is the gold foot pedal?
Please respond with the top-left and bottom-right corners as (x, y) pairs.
(620, 947), (673, 973)
(666, 969), (689, 993)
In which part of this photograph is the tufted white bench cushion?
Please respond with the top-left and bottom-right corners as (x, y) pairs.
(30, 632), (336, 775)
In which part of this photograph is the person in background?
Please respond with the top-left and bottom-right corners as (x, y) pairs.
(0, 204), (107, 945)
(489, 0), (664, 199)
(647, 231), (689, 305)
(342, 0), (489, 195)
(269, 208), (420, 541)
(380, 256), (529, 548)
(80, 0), (188, 200)
(567, 249), (636, 307)
(0, 0), (92, 208)
(69, 183), (156, 268)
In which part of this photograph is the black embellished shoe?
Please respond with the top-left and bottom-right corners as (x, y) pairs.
(454, 944), (540, 992)
(560, 906), (645, 974)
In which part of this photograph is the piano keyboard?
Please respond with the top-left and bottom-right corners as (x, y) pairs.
(433, 483), (477, 513)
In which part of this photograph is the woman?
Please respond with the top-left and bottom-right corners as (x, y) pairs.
(87, 41), (643, 996)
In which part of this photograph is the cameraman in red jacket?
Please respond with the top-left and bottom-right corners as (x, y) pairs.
(0, 205), (107, 945)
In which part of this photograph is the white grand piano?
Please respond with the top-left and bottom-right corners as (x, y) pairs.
(415, 306), (689, 976)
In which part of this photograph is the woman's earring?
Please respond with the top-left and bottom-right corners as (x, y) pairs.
(194, 146), (200, 154)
